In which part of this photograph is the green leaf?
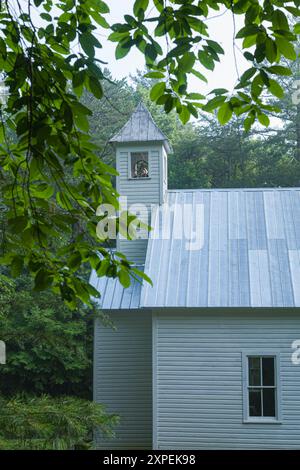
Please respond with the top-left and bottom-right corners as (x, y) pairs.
(265, 38), (277, 63)
(237, 92), (251, 103)
(145, 43), (157, 61)
(286, 7), (300, 17)
(68, 252), (82, 270)
(243, 35), (257, 48)
(202, 95), (226, 112)
(217, 102), (233, 125)
(88, 76), (103, 99)
(108, 31), (130, 42)
(79, 33), (95, 58)
(187, 93), (205, 100)
(208, 88), (228, 96)
(187, 103), (198, 119)
(40, 13), (52, 21)
(74, 112), (89, 132)
(276, 38), (296, 60)
(132, 267), (153, 286)
(8, 216), (28, 233)
(164, 96), (175, 113)
(244, 113), (255, 132)
(246, 3), (260, 22)
(90, 11), (110, 28)
(267, 65), (292, 76)
(191, 69), (207, 83)
(150, 82), (166, 101)
(72, 279), (91, 304)
(34, 269), (53, 291)
(251, 74), (263, 99)
(118, 269), (131, 288)
(133, 0), (149, 18)
(198, 51), (214, 70)
(179, 106), (190, 124)
(268, 79), (284, 99)
(240, 67), (257, 84)
(56, 192), (73, 211)
(11, 256), (24, 278)
(180, 52), (195, 73)
(115, 41), (131, 59)
(272, 10), (289, 32)
(96, 1), (110, 14)
(257, 113), (270, 127)
(236, 24), (260, 39)
(31, 183), (54, 199)
(206, 40), (224, 54)
(144, 71), (165, 79)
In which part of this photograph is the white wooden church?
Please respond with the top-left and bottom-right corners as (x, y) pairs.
(91, 102), (300, 449)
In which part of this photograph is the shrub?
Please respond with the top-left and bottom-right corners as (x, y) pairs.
(0, 394), (118, 450)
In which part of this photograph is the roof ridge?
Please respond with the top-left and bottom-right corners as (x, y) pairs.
(167, 187), (300, 192)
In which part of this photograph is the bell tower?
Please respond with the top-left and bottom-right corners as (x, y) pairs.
(110, 102), (171, 264)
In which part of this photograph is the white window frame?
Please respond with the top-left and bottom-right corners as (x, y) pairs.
(128, 150), (151, 179)
(242, 350), (282, 424)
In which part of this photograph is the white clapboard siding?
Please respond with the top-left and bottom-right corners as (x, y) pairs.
(154, 310), (300, 449)
(94, 311), (152, 449)
(116, 145), (164, 263)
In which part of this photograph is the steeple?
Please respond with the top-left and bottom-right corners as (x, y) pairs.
(110, 102), (171, 264)
(110, 102), (172, 153)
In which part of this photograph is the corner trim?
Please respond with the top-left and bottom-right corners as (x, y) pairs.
(152, 311), (158, 450)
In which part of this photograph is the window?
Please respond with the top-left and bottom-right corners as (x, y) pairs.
(130, 152), (149, 178)
(242, 352), (281, 422)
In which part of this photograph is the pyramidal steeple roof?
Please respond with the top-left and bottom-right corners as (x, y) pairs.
(110, 102), (172, 153)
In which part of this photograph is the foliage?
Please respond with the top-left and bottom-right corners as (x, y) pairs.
(113, 0), (299, 127)
(0, 0), (150, 310)
(0, 394), (118, 450)
(0, 273), (95, 398)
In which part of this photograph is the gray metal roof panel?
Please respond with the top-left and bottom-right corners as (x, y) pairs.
(89, 271), (143, 310)
(90, 188), (300, 310)
(140, 188), (300, 309)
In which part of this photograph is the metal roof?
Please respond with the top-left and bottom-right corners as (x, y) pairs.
(110, 102), (172, 153)
(91, 188), (300, 310)
(141, 188), (300, 308)
(90, 267), (142, 310)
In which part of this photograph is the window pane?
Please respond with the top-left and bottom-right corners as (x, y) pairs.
(131, 152), (149, 178)
(249, 357), (261, 386)
(262, 357), (275, 386)
(249, 388), (262, 417)
(263, 388), (276, 417)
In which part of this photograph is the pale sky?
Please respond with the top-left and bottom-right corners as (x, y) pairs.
(102, 0), (248, 95)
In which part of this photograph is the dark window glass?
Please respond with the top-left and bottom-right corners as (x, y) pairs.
(249, 357), (261, 386)
(247, 356), (277, 419)
(263, 388), (276, 417)
(131, 152), (149, 178)
(249, 388), (262, 417)
(262, 357), (275, 386)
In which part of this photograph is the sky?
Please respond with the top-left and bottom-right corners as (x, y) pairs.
(102, 0), (248, 95)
